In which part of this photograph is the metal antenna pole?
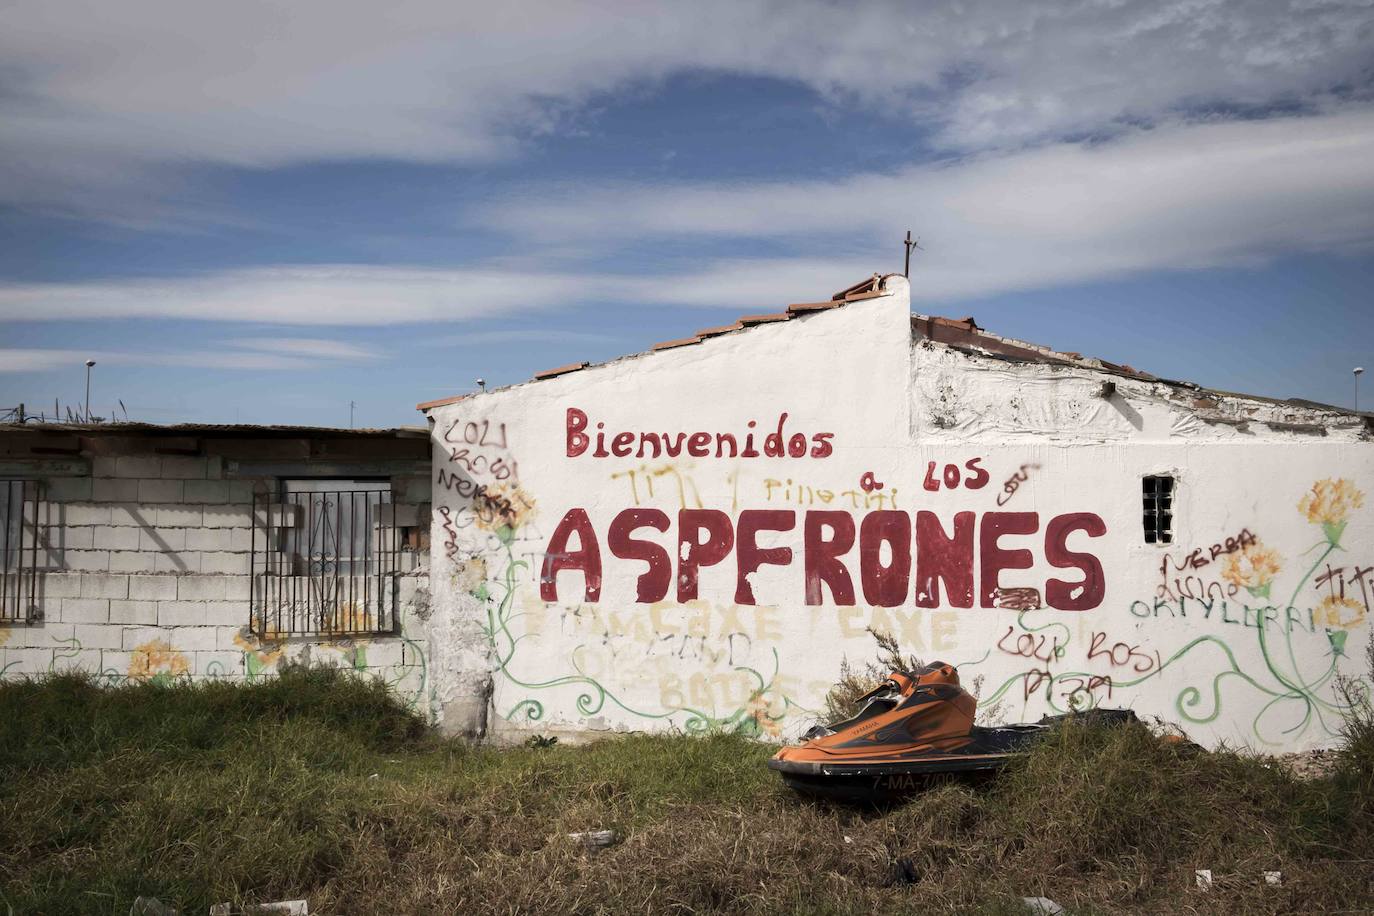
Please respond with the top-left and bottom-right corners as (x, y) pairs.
(1356, 367), (1365, 411)
(350, 400), (356, 428)
(903, 230), (922, 278)
(84, 360), (96, 422)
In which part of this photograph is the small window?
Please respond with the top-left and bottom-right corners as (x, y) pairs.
(1, 479), (45, 624)
(250, 479), (400, 638)
(1142, 475), (1174, 544)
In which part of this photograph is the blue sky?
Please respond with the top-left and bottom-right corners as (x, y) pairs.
(3, 1), (1373, 427)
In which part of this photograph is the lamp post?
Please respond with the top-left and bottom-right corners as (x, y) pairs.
(84, 360), (96, 422)
(1357, 367), (1365, 412)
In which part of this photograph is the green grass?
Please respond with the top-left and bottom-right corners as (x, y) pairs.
(2, 668), (1372, 915)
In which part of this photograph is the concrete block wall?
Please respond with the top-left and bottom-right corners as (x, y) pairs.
(1, 448), (431, 706)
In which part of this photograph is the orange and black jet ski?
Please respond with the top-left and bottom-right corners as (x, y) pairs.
(769, 661), (1137, 802)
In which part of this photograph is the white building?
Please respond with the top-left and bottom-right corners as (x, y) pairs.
(419, 273), (1372, 752)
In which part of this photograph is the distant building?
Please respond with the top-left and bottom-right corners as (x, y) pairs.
(0, 423), (430, 701)
(418, 274), (1372, 751)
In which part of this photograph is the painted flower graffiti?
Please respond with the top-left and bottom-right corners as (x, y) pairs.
(1221, 542), (1283, 599)
(128, 639), (190, 684)
(1300, 478), (1365, 546)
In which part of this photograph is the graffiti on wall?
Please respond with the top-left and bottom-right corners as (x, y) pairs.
(432, 398), (1370, 744)
(968, 478), (1368, 744)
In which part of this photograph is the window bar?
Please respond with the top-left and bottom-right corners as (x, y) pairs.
(3, 480), (12, 622)
(349, 490), (356, 632)
(28, 483), (39, 622)
(363, 495), (371, 625)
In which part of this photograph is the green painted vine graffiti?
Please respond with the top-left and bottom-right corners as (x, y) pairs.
(477, 523), (798, 736)
(968, 478), (1368, 745)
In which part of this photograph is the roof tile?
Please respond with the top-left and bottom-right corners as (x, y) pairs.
(534, 361), (590, 380)
(652, 336), (703, 351)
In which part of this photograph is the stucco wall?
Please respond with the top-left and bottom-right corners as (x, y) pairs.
(426, 275), (1373, 751)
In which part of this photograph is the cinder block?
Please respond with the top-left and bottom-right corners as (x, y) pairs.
(64, 550), (111, 571)
(61, 598), (110, 623)
(201, 552), (250, 575)
(140, 527), (187, 551)
(115, 456), (161, 478)
(121, 626), (169, 651)
(91, 456), (119, 478)
(205, 457), (225, 481)
(63, 504), (111, 526)
(100, 649), (133, 673)
(128, 575), (178, 600)
(108, 504), (153, 527)
(109, 551), (157, 574)
(194, 650), (243, 676)
(154, 551), (200, 574)
(40, 572), (84, 598)
(224, 576), (252, 600)
(399, 475), (431, 502)
(204, 599), (250, 626)
(170, 627), (219, 652)
(229, 527), (255, 552)
(94, 527), (141, 551)
(226, 480), (258, 503)
(358, 638), (405, 668)
(49, 647), (106, 672)
(203, 506), (253, 529)
(8, 621), (73, 649)
(177, 576), (227, 601)
(158, 600), (208, 626)
(79, 573), (129, 599)
(156, 505), (202, 527)
(138, 479), (184, 503)
(2, 647), (53, 673)
(109, 599), (158, 625)
(45, 477), (93, 501)
(92, 478), (140, 502)
(377, 504), (420, 526)
(186, 529), (233, 551)
(73, 624), (124, 650)
(159, 456), (208, 480)
(184, 480), (229, 504)
(58, 527), (95, 550)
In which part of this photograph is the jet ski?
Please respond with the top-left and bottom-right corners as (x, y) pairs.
(768, 660), (1138, 802)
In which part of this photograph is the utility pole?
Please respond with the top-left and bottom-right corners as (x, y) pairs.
(1356, 367), (1365, 412)
(349, 400), (356, 429)
(84, 360), (96, 422)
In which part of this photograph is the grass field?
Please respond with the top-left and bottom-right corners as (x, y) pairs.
(2, 667), (1372, 915)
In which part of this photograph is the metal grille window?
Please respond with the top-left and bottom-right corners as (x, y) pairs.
(1142, 475), (1175, 544)
(250, 480), (400, 637)
(2, 480), (44, 624)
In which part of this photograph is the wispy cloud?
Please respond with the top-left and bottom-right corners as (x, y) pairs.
(484, 108), (1374, 302)
(227, 337), (381, 360)
(4, 1), (1372, 218)
(424, 329), (624, 346)
(0, 346), (359, 373)
(4, 108), (1374, 323)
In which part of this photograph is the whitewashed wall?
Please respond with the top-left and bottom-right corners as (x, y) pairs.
(426, 276), (1373, 751)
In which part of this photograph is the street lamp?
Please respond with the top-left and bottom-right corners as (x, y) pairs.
(84, 360), (96, 422)
(1357, 367), (1365, 412)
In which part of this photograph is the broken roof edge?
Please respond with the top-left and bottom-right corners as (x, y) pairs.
(416, 273), (901, 412)
(911, 313), (1371, 424)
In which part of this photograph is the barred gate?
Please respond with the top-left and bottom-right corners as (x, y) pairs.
(250, 485), (400, 637)
(1, 480), (44, 624)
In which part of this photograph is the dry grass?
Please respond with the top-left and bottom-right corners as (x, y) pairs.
(2, 664), (1373, 915)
